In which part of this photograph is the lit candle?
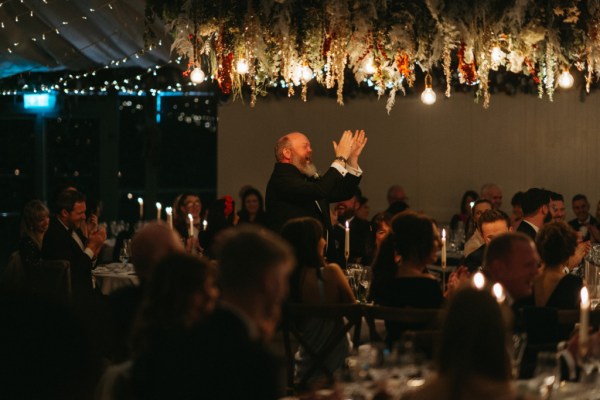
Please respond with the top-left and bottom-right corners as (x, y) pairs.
(492, 283), (505, 303)
(156, 202), (162, 221)
(473, 272), (485, 289)
(344, 220), (350, 261)
(202, 219), (207, 231)
(188, 213), (194, 237)
(441, 228), (447, 269)
(137, 197), (144, 221)
(166, 207), (173, 229)
(580, 286), (590, 357)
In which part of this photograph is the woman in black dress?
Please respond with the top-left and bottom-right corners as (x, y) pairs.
(18, 199), (50, 291)
(370, 211), (444, 344)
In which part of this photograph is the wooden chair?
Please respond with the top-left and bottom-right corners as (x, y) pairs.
(281, 303), (363, 392)
(38, 260), (72, 301)
(361, 305), (441, 358)
(0, 251), (26, 292)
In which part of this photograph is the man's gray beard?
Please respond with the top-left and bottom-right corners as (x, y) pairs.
(292, 156), (318, 177)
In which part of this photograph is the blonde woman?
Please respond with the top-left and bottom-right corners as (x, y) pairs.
(19, 200), (50, 289)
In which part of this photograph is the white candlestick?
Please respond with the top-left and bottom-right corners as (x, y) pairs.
(137, 197), (144, 221)
(166, 207), (173, 230)
(156, 202), (162, 221)
(188, 213), (194, 237)
(580, 286), (590, 357)
(344, 220), (350, 261)
(202, 219), (207, 231)
(441, 228), (447, 269)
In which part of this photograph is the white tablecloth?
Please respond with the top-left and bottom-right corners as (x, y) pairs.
(93, 263), (139, 295)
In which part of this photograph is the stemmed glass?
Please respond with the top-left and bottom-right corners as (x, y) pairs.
(533, 351), (558, 400)
(119, 239), (131, 266)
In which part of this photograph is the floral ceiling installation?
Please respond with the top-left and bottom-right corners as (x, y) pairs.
(145, 0), (600, 110)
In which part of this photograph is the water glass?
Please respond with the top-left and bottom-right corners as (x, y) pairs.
(119, 239), (131, 265)
(533, 351), (558, 399)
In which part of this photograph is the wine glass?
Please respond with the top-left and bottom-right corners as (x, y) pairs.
(533, 351), (558, 399)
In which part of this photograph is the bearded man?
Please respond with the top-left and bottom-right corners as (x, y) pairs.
(265, 130), (367, 260)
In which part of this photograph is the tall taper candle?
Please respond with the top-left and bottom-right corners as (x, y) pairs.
(580, 286), (590, 358)
(441, 228), (447, 269)
(166, 207), (173, 229)
(344, 220), (350, 262)
(188, 213), (194, 237)
(137, 197), (144, 221)
(156, 202), (162, 221)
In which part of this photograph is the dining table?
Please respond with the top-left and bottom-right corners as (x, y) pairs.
(92, 262), (139, 295)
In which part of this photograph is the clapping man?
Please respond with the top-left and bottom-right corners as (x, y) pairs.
(266, 130), (367, 260)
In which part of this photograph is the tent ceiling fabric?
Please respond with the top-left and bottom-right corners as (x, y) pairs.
(0, 0), (172, 79)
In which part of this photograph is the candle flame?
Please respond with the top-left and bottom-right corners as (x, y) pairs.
(188, 213), (193, 221)
(581, 286), (589, 306)
(442, 228), (446, 240)
(473, 272), (485, 289)
(165, 207), (172, 215)
(492, 283), (505, 302)
(137, 197), (143, 204)
(156, 202), (162, 209)
(345, 220), (349, 229)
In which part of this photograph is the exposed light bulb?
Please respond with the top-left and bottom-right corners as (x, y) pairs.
(421, 71), (436, 105)
(491, 46), (505, 64)
(190, 67), (205, 84)
(301, 65), (313, 82)
(236, 58), (249, 74)
(292, 64), (313, 85)
(558, 70), (574, 89)
(364, 58), (376, 74)
(421, 88), (436, 105)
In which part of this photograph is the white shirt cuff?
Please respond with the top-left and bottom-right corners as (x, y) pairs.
(84, 247), (95, 260)
(331, 162), (348, 177)
(346, 164), (362, 177)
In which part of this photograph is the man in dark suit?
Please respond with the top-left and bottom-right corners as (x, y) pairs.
(569, 194), (597, 242)
(42, 189), (106, 303)
(178, 226), (294, 400)
(516, 187), (550, 241)
(266, 130), (367, 260)
(463, 209), (511, 272)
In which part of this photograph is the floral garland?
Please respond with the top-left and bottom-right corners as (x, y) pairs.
(146, 0), (595, 109)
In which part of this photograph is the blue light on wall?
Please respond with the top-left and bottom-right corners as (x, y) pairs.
(23, 93), (56, 110)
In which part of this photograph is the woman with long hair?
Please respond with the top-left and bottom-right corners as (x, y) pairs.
(280, 217), (355, 385)
(363, 212), (392, 266)
(18, 199), (50, 290)
(370, 211), (444, 344)
(237, 187), (266, 226)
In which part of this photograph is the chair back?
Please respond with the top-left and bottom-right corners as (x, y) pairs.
(1, 251), (26, 293)
(38, 259), (72, 301)
(281, 303), (362, 392)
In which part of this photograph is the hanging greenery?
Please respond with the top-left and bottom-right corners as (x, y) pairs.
(146, 0), (594, 109)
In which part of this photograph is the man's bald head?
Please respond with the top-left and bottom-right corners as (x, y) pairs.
(130, 222), (184, 281)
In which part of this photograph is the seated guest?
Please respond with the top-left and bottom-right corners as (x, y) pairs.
(450, 189), (478, 235)
(108, 222), (184, 362)
(179, 226), (294, 399)
(370, 211), (444, 344)
(355, 195), (370, 221)
(483, 233), (540, 302)
(173, 193), (203, 254)
(281, 217), (355, 385)
(199, 195), (239, 258)
(105, 253), (218, 399)
(480, 183), (503, 210)
(237, 187), (267, 226)
(517, 188), (551, 240)
(549, 191), (566, 222)
(510, 191), (524, 229)
(531, 222), (582, 309)
(42, 189), (106, 304)
(333, 188), (370, 266)
(363, 212), (392, 266)
(403, 287), (535, 400)
(18, 200), (50, 293)
(463, 199), (492, 257)
(463, 209), (511, 272)
(569, 194), (597, 242)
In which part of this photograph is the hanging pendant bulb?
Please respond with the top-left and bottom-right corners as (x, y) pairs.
(558, 69), (574, 89)
(420, 72), (436, 105)
(363, 58), (376, 75)
(190, 67), (205, 84)
(236, 58), (249, 74)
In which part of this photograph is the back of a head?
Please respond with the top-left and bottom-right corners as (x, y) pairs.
(131, 222), (183, 280)
(20, 199), (49, 238)
(484, 232), (531, 268)
(438, 287), (511, 381)
(216, 225), (293, 292)
(280, 217), (323, 269)
(390, 211), (435, 264)
(54, 189), (85, 214)
(536, 221), (577, 267)
(521, 188), (549, 216)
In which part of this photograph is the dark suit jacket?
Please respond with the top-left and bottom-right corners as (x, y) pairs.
(265, 162), (361, 258)
(568, 216), (598, 241)
(42, 217), (94, 302)
(516, 220), (538, 241)
(179, 307), (283, 400)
